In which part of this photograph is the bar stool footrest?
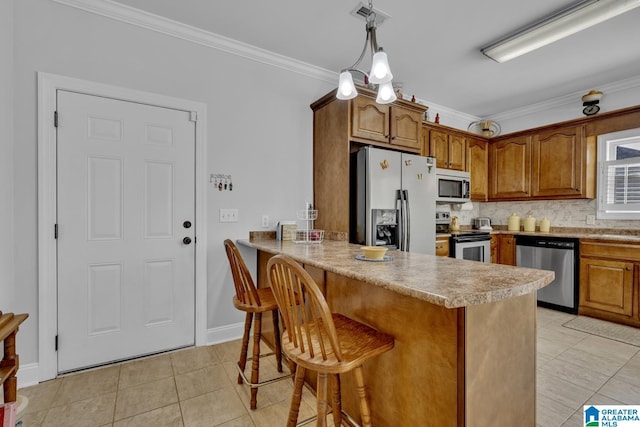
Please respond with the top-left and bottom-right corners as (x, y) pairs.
(236, 354), (292, 389)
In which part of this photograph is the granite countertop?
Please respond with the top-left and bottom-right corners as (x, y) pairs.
(238, 239), (554, 309)
(437, 228), (640, 243)
(490, 229), (640, 243)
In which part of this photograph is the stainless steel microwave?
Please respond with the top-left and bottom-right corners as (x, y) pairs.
(436, 169), (471, 203)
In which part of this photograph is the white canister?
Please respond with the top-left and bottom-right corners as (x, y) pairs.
(539, 218), (550, 233)
(507, 213), (520, 231)
(523, 215), (536, 232)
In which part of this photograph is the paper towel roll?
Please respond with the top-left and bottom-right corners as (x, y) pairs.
(452, 202), (473, 211)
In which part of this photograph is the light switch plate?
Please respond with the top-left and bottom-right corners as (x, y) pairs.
(586, 214), (595, 225)
(220, 208), (238, 223)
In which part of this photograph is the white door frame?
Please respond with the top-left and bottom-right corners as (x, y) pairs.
(37, 72), (208, 381)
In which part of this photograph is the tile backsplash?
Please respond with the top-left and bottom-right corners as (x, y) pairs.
(440, 199), (640, 230)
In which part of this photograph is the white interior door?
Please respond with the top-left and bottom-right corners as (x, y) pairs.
(56, 90), (196, 373)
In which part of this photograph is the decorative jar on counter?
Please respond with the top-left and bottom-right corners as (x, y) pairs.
(523, 215), (536, 232)
(507, 213), (520, 231)
(539, 218), (550, 233)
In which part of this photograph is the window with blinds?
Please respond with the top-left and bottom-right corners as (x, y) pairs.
(597, 129), (640, 219)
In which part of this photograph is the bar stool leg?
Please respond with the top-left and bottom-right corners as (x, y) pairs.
(316, 372), (329, 427)
(354, 366), (372, 427)
(272, 309), (283, 373)
(287, 365), (306, 427)
(237, 312), (253, 384)
(249, 312), (263, 410)
(330, 374), (342, 427)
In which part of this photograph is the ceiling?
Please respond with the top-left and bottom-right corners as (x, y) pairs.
(113, 0), (640, 118)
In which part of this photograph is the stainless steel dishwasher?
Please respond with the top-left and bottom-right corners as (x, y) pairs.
(515, 235), (579, 314)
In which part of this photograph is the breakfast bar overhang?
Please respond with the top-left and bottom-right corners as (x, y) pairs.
(238, 238), (554, 427)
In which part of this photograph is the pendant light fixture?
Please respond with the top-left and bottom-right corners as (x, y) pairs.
(337, 0), (396, 104)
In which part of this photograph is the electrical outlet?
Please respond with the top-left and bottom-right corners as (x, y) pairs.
(586, 214), (595, 225)
(261, 215), (269, 228)
(219, 208), (239, 223)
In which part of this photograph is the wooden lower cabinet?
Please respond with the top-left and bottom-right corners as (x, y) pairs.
(579, 240), (640, 327)
(490, 235), (498, 264)
(436, 236), (450, 256)
(492, 234), (516, 266)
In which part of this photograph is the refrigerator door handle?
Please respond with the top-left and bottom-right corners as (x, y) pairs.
(404, 190), (411, 252)
(397, 189), (409, 251)
(396, 190), (404, 251)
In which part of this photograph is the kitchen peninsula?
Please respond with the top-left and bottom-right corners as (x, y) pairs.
(238, 238), (554, 427)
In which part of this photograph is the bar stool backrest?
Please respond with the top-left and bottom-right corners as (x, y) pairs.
(267, 254), (343, 363)
(224, 239), (262, 307)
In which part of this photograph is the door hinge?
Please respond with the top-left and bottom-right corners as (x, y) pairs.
(55, 335), (58, 351)
(54, 224), (58, 239)
(54, 111), (58, 128)
(189, 111), (197, 122)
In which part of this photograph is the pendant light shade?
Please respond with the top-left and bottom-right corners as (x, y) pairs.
(375, 81), (397, 104)
(369, 51), (393, 84)
(335, 0), (396, 104)
(337, 71), (358, 100)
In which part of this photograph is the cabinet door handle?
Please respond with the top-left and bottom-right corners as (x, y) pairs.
(391, 136), (396, 140)
(626, 266), (632, 271)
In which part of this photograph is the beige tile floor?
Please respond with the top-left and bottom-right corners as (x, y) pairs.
(17, 307), (640, 427)
(537, 307), (640, 427)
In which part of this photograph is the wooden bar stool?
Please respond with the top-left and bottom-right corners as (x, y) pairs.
(0, 311), (29, 404)
(267, 254), (394, 427)
(224, 239), (290, 409)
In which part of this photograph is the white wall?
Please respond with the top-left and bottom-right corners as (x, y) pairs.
(0, 0), (15, 309)
(12, 0), (335, 366)
(490, 77), (640, 135)
(9, 0), (640, 373)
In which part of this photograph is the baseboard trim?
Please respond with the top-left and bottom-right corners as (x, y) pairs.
(206, 322), (244, 346)
(17, 362), (40, 389)
(17, 323), (243, 388)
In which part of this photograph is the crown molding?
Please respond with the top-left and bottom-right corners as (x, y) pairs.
(415, 97), (480, 130)
(51, 0), (337, 83)
(489, 75), (640, 122)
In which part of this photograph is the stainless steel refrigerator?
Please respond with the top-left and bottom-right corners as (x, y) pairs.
(351, 146), (437, 255)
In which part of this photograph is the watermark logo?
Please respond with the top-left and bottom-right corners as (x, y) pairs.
(585, 406), (599, 427)
(584, 405), (640, 427)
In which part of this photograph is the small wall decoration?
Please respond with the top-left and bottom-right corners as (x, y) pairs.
(210, 174), (233, 191)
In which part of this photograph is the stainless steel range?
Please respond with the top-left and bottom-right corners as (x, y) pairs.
(436, 212), (491, 263)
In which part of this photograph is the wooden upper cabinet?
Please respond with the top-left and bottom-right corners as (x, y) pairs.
(351, 96), (390, 144)
(489, 136), (531, 200)
(350, 95), (423, 151)
(532, 125), (594, 199)
(429, 129), (466, 170)
(389, 105), (423, 150)
(468, 139), (488, 201)
(447, 134), (466, 170)
(431, 130), (449, 168)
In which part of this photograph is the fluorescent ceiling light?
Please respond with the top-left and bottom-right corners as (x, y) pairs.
(482, 0), (640, 63)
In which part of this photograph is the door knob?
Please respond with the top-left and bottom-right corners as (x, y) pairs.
(183, 237), (192, 245)
(183, 220), (192, 229)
